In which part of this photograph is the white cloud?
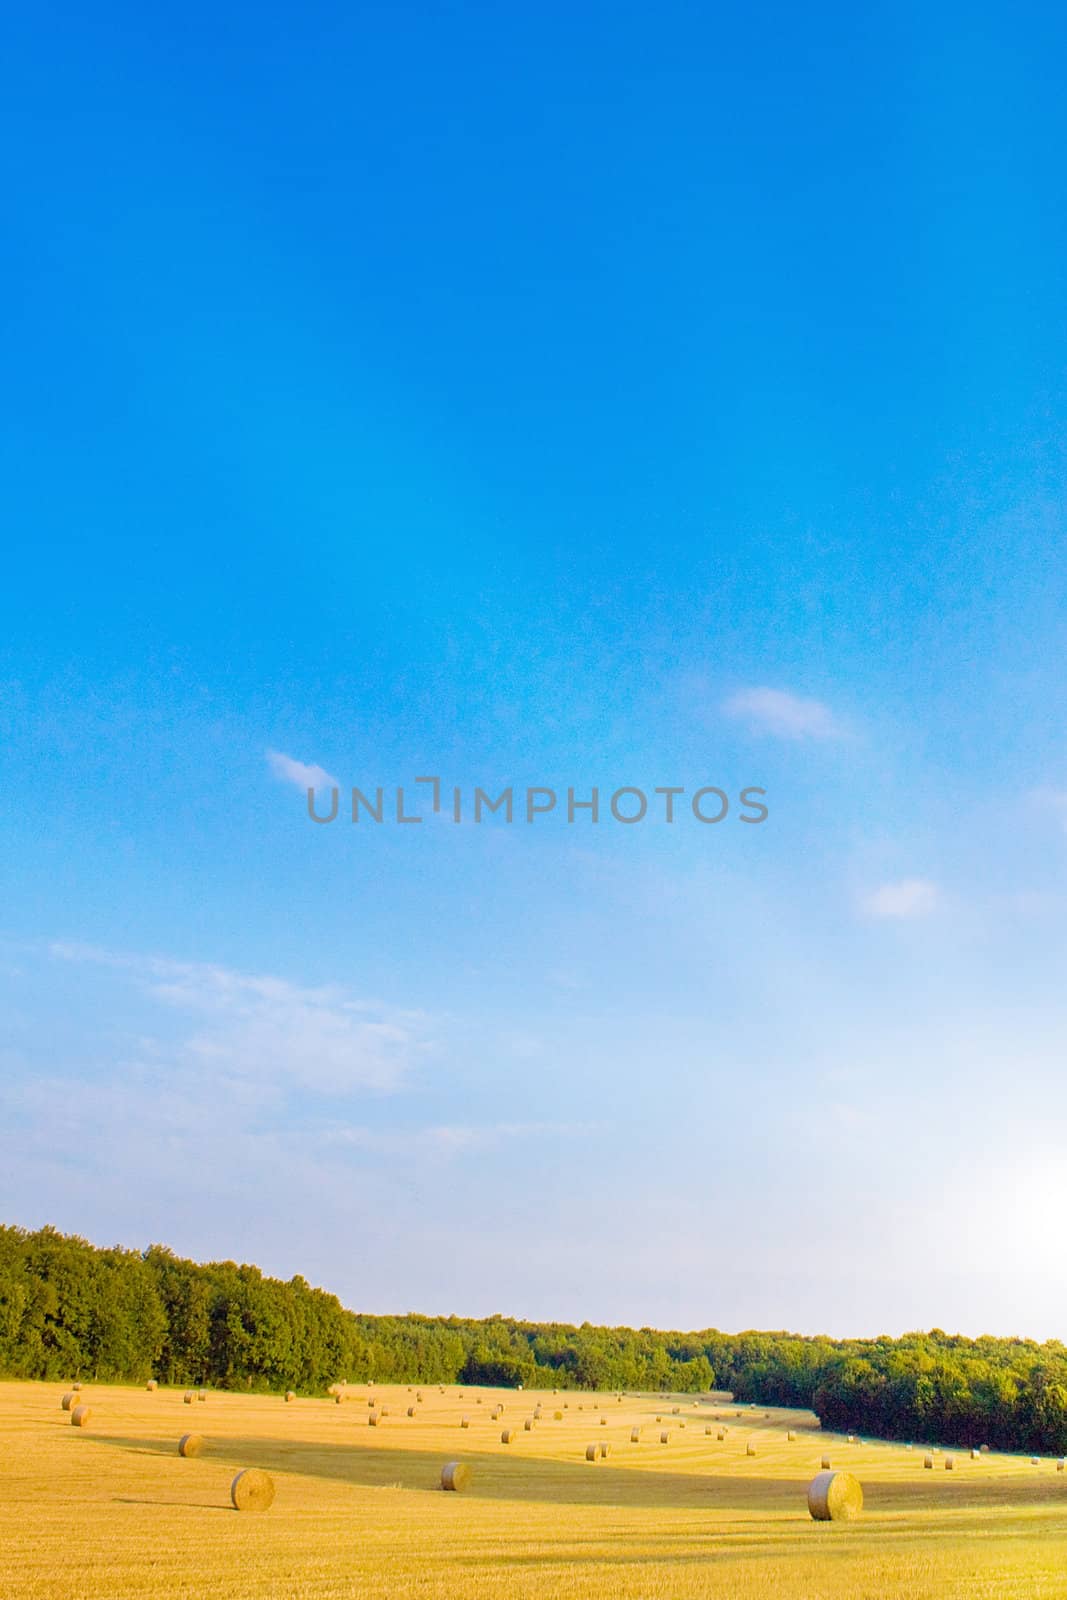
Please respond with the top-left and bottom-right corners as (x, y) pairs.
(266, 748), (339, 791)
(722, 687), (845, 740)
(862, 879), (940, 919)
(48, 942), (425, 1094)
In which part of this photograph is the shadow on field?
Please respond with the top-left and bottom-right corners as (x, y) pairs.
(80, 1432), (1067, 1523)
(113, 1496), (231, 1513)
(82, 1432), (809, 1509)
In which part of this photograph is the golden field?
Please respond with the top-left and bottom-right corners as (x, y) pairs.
(4, 1380), (1067, 1599)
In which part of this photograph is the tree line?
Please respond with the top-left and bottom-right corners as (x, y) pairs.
(3, 1224), (1066, 1453)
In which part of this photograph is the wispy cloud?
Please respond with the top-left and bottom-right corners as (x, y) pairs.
(723, 687), (845, 740)
(861, 879), (940, 920)
(48, 942), (425, 1094)
(1029, 787), (1067, 833)
(266, 748), (339, 791)
(323, 1120), (591, 1156)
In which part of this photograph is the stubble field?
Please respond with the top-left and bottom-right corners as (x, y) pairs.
(3, 1380), (1066, 1599)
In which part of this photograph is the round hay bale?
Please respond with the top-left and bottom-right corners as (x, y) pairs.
(524, 1418), (534, 1431)
(178, 1433), (203, 1457)
(807, 1470), (863, 1522)
(630, 1427), (641, 1442)
(183, 1392), (195, 1404)
(971, 1448), (980, 1460)
(477, 1396), (483, 1404)
(197, 1390), (207, 1403)
(923, 1454), (934, 1469)
(146, 1380), (158, 1392)
(599, 1442), (610, 1459)
(717, 1429), (727, 1441)
(407, 1406), (417, 1418)
(1058, 1459), (1066, 1472)
(368, 1413), (380, 1426)
(460, 1417), (470, 1429)
(821, 1454), (831, 1470)
(72, 1382), (82, 1391)
(380, 1407), (389, 1417)
(585, 1443), (598, 1461)
(944, 1457), (955, 1470)
(787, 1430), (797, 1441)
(980, 1443), (990, 1453)
(491, 1406), (502, 1420)
(746, 1442), (757, 1456)
(285, 1391), (296, 1403)
(655, 1415), (662, 1423)
(61, 1392), (79, 1411)
(705, 1425), (713, 1435)
(672, 1406), (680, 1415)
(500, 1429), (513, 1444)
(230, 1469), (275, 1512)
(600, 1416), (607, 1426)
(905, 1443), (913, 1450)
(70, 1405), (91, 1428)
(441, 1461), (471, 1491)
(1031, 1457), (1041, 1466)
(553, 1411), (563, 1421)
(367, 1398), (375, 1407)
(659, 1430), (670, 1444)
(417, 1393), (424, 1402)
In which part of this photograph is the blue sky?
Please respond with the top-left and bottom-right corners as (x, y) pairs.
(3, 1), (1067, 1338)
